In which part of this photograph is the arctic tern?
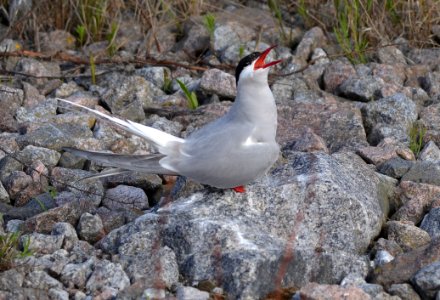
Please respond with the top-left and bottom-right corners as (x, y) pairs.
(58, 45), (282, 192)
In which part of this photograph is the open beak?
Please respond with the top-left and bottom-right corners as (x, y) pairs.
(254, 45), (283, 70)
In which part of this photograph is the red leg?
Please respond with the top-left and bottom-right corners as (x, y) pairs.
(232, 186), (246, 193)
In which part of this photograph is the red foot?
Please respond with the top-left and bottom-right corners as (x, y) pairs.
(232, 186), (246, 193)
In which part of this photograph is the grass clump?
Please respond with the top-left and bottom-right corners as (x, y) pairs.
(408, 123), (427, 156)
(333, 0), (369, 64)
(0, 231), (33, 271)
(176, 79), (198, 110)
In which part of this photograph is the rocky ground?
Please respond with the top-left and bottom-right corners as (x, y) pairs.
(1, 1), (440, 300)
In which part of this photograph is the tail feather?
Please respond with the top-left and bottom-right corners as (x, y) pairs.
(63, 147), (177, 175)
(57, 98), (184, 154)
(76, 168), (133, 181)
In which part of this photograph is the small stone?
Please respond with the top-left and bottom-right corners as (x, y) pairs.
(411, 260), (440, 298)
(23, 200), (93, 234)
(339, 76), (384, 102)
(4, 192), (56, 222)
(85, 260), (130, 293)
(419, 71), (440, 98)
(297, 283), (370, 300)
(323, 58), (356, 93)
(373, 238), (403, 257)
(21, 232), (63, 255)
(371, 63), (406, 86)
(4, 170), (43, 206)
(386, 221), (431, 251)
(23, 270), (63, 290)
(0, 181), (10, 204)
(103, 185), (149, 211)
(13, 58), (61, 89)
(16, 123), (93, 151)
(374, 250), (394, 267)
(295, 27), (326, 61)
(419, 141), (440, 162)
(388, 283), (421, 300)
(362, 93), (417, 145)
(135, 66), (170, 88)
(100, 74), (158, 122)
(392, 181), (440, 224)
(40, 30), (75, 53)
(271, 74), (308, 104)
(50, 167), (103, 207)
(402, 162), (440, 186)
(177, 20), (210, 58)
(0, 39), (22, 52)
(22, 81), (45, 108)
(372, 237), (440, 287)
(33, 249), (69, 276)
(96, 207), (126, 233)
(142, 288), (166, 299)
(58, 151), (86, 169)
(340, 273), (367, 287)
(5, 219), (23, 232)
(282, 127), (329, 153)
(147, 115), (183, 137)
(408, 48), (440, 69)
(55, 81), (83, 98)
(51, 222), (79, 251)
(420, 207), (440, 239)
(200, 68), (236, 99)
(377, 46), (407, 65)
(73, 290), (87, 300)
(0, 269), (24, 291)
(17, 145), (61, 168)
(48, 288), (69, 300)
(15, 98), (57, 125)
(213, 21), (255, 53)
(377, 157), (413, 179)
(358, 283), (385, 298)
(77, 212), (105, 244)
(176, 286), (210, 300)
(61, 257), (95, 289)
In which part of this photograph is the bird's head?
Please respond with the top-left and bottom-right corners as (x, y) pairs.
(235, 45), (282, 85)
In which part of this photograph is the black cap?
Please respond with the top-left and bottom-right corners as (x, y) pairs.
(235, 52), (261, 84)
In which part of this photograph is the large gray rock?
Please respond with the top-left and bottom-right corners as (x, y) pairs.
(362, 93), (417, 145)
(100, 151), (392, 299)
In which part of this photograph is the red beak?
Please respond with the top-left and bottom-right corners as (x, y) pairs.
(254, 45), (283, 70)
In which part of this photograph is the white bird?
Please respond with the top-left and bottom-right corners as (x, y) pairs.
(58, 45), (282, 193)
